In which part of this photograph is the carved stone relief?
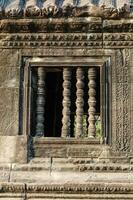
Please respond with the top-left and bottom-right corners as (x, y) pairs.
(111, 49), (131, 152)
(0, 0), (131, 19)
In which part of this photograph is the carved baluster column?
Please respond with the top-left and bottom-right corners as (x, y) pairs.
(61, 68), (71, 138)
(36, 67), (46, 137)
(88, 67), (96, 138)
(75, 67), (84, 138)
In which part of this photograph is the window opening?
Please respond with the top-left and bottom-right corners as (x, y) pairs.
(130, 0), (133, 12)
(30, 66), (101, 139)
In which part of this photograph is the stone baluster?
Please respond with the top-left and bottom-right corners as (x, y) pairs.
(75, 67), (84, 138)
(36, 67), (46, 136)
(88, 67), (96, 138)
(61, 68), (71, 138)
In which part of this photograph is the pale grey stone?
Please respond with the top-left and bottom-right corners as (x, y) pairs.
(0, 136), (27, 163)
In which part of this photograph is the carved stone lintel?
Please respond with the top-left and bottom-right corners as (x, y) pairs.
(42, 6), (59, 17)
(61, 68), (71, 138)
(2, 182), (133, 194)
(4, 0), (23, 18)
(0, 2), (131, 19)
(42, 0), (59, 17)
(88, 67), (96, 138)
(0, 18), (102, 33)
(25, 6), (41, 17)
(75, 67), (84, 138)
(25, 0), (41, 17)
(5, 9), (23, 18)
(36, 67), (46, 137)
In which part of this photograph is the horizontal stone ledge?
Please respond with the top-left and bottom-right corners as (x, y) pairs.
(0, 3), (132, 20)
(25, 182), (133, 193)
(0, 17), (102, 33)
(0, 18), (133, 34)
(1, 182), (133, 194)
(33, 137), (101, 145)
(9, 162), (133, 172)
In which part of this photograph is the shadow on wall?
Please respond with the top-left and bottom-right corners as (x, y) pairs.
(0, 0), (6, 7)
(1, 0), (25, 9)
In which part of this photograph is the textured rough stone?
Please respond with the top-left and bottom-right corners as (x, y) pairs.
(9, 170), (133, 183)
(0, 67), (19, 88)
(0, 49), (19, 68)
(0, 0), (129, 10)
(130, 49), (133, 154)
(0, 136), (27, 163)
(0, 11), (133, 200)
(0, 88), (19, 136)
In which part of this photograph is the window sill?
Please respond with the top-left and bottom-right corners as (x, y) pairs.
(32, 137), (103, 158)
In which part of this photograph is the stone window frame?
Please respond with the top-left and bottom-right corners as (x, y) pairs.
(21, 55), (111, 145)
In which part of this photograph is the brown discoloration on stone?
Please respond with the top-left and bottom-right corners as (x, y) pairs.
(0, 67), (19, 88)
(0, 9), (133, 199)
(0, 49), (20, 67)
(0, 88), (19, 136)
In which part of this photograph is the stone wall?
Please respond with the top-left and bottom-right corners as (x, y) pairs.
(0, 8), (133, 200)
(0, 49), (19, 136)
(0, 17), (133, 163)
(0, 16), (133, 200)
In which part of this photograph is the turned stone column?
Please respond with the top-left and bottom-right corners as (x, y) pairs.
(88, 67), (96, 138)
(61, 68), (71, 138)
(36, 67), (46, 136)
(75, 67), (84, 138)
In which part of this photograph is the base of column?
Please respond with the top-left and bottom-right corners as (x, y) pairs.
(32, 137), (101, 158)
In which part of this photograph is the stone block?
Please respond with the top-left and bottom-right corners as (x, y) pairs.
(0, 49), (20, 68)
(0, 136), (27, 163)
(0, 198), (24, 200)
(0, 67), (19, 88)
(0, 182), (25, 199)
(0, 88), (19, 136)
(10, 170), (51, 183)
(34, 147), (67, 158)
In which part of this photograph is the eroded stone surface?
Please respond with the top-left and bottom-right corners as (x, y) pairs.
(0, 136), (27, 163)
(0, 67), (19, 88)
(0, 49), (19, 68)
(0, 10), (133, 200)
(0, 89), (19, 136)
